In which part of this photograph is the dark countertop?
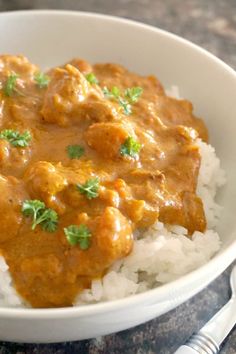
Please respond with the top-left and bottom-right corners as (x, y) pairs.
(0, 1), (236, 353)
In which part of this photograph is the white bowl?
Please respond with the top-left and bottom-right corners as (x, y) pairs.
(0, 10), (235, 343)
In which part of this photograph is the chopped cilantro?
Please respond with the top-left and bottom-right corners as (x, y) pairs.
(85, 73), (99, 85)
(0, 129), (31, 147)
(22, 199), (58, 232)
(64, 224), (91, 249)
(76, 177), (100, 200)
(124, 87), (143, 103)
(3, 73), (19, 96)
(67, 145), (85, 159)
(34, 72), (50, 88)
(120, 136), (141, 158)
(103, 86), (142, 115)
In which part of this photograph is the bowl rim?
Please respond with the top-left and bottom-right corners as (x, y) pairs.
(0, 9), (235, 318)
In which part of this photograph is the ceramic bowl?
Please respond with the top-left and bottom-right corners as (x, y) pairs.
(0, 10), (235, 343)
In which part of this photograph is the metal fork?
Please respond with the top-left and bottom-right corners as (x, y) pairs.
(174, 265), (236, 354)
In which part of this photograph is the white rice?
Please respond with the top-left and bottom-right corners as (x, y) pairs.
(0, 257), (24, 307)
(0, 89), (226, 308)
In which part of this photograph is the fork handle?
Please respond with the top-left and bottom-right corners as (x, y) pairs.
(199, 297), (236, 345)
(173, 346), (198, 353)
(174, 332), (219, 354)
(174, 296), (236, 354)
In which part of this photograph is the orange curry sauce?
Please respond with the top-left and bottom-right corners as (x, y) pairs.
(0, 55), (208, 307)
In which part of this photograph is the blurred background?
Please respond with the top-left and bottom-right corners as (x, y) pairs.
(0, 0), (235, 68)
(0, 1), (235, 353)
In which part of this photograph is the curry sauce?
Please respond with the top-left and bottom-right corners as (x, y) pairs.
(0, 55), (208, 308)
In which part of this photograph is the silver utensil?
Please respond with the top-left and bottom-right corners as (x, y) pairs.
(174, 265), (236, 354)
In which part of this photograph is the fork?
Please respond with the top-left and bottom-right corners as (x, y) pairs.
(174, 265), (236, 354)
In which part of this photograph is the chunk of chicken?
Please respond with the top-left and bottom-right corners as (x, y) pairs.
(67, 58), (93, 74)
(0, 138), (31, 175)
(24, 161), (68, 212)
(85, 122), (135, 159)
(41, 64), (120, 126)
(96, 206), (133, 260)
(0, 55), (39, 78)
(41, 64), (90, 126)
(67, 207), (133, 276)
(0, 175), (28, 243)
(102, 179), (159, 228)
(159, 191), (206, 234)
(79, 98), (120, 123)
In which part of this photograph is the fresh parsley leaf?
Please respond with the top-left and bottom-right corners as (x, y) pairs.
(118, 97), (132, 115)
(110, 86), (121, 98)
(85, 73), (99, 85)
(67, 145), (85, 159)
(103, 86), (120, 99)
(120, 136), (141, 158)
(38, 209), (58, 232)
(3, 73), (19, 96)
(76, 177), (100, 200)
(64, 224), (91, 249)
(103, 86), (130, 115)
(34, 72), (50, 88)
(0, 129), (31, 147)
(124, 87), (143, 103)
(22, 200), (45, 220)
(103, 86), (142, 115)
(22, 199), (58, 232)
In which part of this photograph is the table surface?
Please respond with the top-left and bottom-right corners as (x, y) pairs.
(0, 0), (235, 353)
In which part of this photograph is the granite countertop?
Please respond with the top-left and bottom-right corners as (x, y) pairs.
(0, 1), (235, 353)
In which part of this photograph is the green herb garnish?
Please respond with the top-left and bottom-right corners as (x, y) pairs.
(103, 86), (112, 98)
(34, 72), (50, 88)
(85, 73), (99, 85)
(118, 97), (132, 115)
(0, 129), (31, 147)
(103, 86), (120, 99)
(67, 145), (85, 159)
(103, 86), (142, 115)
(64, 224), (91, 249)
(120, 136), (141, 158)
(3, 73), (19, 96)
(124, 87), (143, 103)
(76, 177), (100, 200)
(22, 199), (58, 232)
